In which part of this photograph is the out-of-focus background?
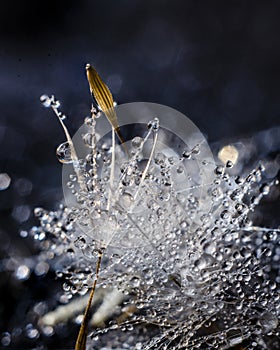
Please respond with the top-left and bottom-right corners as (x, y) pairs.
(0, 0), (279, 348)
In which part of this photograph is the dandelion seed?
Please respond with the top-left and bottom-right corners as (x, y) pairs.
(21, 66), (280, 350)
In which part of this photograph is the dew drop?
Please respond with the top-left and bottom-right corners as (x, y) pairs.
(84, 116), (96, 127)
(132, 136), (143, 149)
(259, 312), (278, 333)
(26, 326), (39, 339)
(15, 265), (30, 280)
(35, 262), (49, 276)
(228, 334), (243, 347)
(0, 173), (11, 191)
(203, 242), (216, 255)
(260, 184), (270, 195)
(40, 94), (51, 107)
(148, 117), (159, 131)
(1, 332), (11, 346)
(226, 160), (233, 168)
(56, 142), (73, 164)
(83, 133), (95, 148)
(42, 325), (54, 337)
(215, 165), (224, 175)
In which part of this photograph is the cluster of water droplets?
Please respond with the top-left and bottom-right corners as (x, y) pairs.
(87, 162), (280, 349)
(4, 95), (280, 349)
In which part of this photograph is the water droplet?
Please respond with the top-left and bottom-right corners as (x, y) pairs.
(40, 94), (51, 107)
(192, 144), (200, 155)
(226, 160), (233, 168)
(203, 242), (216, 255)
(259, 312), (278, 333)
(51, 98), (60, 109)
(20, 230), (28, 238)
(42, 325), (54, 337)
(12, 205), (30, 222)
(56, 142), (73, 164)
(177, 165), (184, 174)
(0, 173), (11, 190)
(131, 276), (140, 287)
(132, 136), (143, 149)
(182, 150), (191, 159)
(260, 184), (270, 195)
(26, 325), (39, 339)
(228, 333), (243, 346)
(84, 116), (96, 127)
(35, 262), (49, 276)
(220, 210), (231, 221)
(148, 117), (159, 131)
(1, 332), (11, 346)
(83, 133), (95, 148)
(215, 165), (224, 175)
(15, 265), (30, 280)
(74, 236), (87, 249)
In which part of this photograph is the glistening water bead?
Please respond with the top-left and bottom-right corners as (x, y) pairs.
(56, 141), (73, 164)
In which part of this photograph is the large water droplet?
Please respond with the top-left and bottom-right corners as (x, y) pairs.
(40, 94), (51, 107)
(56, 142), (73, 164)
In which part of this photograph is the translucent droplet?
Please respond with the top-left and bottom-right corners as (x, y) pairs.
(12, 205), (30, 223)
(131, 276), (140, 287)
(84, 116), (96, 127)
(192, 144), (200, 155)
(148, 118), (159, 131)
(154, 152), (166, 166)
(182, 150), (191, 159)
(51, 98), (60, 109)
(56, 142), (73, 164)
(260, 184), (270, 195)
(215, 165), (224, 175)
(132, 136), (143, 149)
(1, 332), (11, 346)
(0, 173), (11, 190)
(228, 334), (243, 347)
(177, 165), (184, 174)
(35, 262), (49, 276)
(42, 326), (54, 337)
(220, 210), (231, 221)
(75, 314), (84, 324)
(118, 192), (134, 210)
(15, 265), (30, 280)
(19, 230), (28, 238)
(259, 312), (278, 333)
(203, 242), (216, 255)
(226, 160), (233, 168)
(40, 94), (51, 107)
(83, 133), (95, 148)
(26, 326), (39, 339)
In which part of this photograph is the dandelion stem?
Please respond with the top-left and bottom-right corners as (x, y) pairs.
(107, 126), (116, 211)
(133, 130), (158, 200)
(75, 250), (103, 350)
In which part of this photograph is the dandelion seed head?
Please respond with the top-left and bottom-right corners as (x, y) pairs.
(18, 73), (280, 349)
